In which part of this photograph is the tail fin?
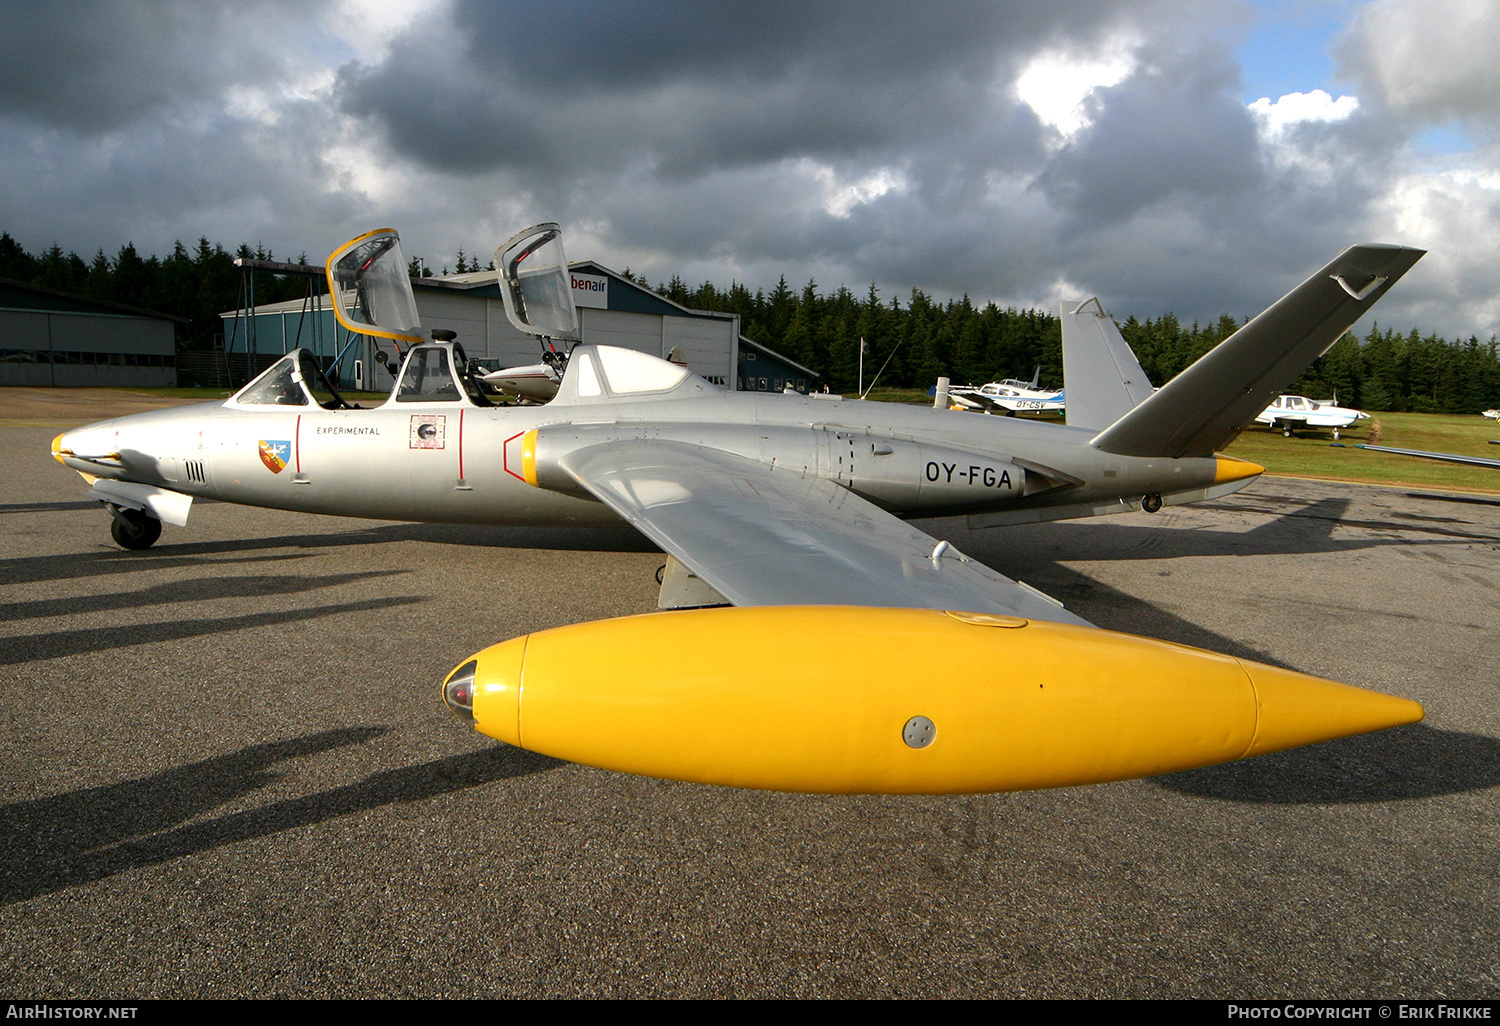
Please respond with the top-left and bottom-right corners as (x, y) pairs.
(1061, 297), (1157, 432)
(1089, 244), (1424, 459)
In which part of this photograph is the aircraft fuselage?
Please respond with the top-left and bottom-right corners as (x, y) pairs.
(55, 382), (1256, 532)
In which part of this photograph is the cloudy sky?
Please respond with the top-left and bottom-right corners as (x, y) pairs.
(3, 0), (1498, 337)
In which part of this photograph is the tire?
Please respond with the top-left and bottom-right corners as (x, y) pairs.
(110, 508), (162, 550)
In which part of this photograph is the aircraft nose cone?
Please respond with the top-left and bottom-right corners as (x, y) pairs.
(446, 637), (527, 746)
(1240, 660), (1424, 758)
(52, 423), (119, 468)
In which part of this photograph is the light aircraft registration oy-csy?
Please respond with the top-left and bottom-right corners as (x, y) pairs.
(52, 225), (1427, 794)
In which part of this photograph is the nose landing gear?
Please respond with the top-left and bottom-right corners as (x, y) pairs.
(108, 506), (162, 550)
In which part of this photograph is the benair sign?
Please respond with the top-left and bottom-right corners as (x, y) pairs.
(570, 272), (608, 309)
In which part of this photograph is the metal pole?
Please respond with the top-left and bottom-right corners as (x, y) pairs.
(246, 269), (255, 381)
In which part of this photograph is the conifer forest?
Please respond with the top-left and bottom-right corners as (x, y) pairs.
(5, 231), (1498, 412)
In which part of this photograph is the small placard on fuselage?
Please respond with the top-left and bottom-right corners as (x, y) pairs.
(410, 415), (447, 449)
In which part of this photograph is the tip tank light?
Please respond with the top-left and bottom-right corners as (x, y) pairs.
(443, 659), (478, 722)
(442, 606), (1423, 794)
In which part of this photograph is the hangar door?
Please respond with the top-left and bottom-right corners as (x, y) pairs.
(579, 308), (735, 385)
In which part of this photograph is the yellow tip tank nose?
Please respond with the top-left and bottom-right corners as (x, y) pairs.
(51, 433), (68, 465)
(459, 636), (528, 747)
(1241, 661), (1424, 758)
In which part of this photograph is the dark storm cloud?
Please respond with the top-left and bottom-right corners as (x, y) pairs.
(0, 0), (323, 132)
(333, 0), (1129, 182)
(0, 96), (356, 263)
(1039, 45), (1263, 226)
(330, 0), (1282, 313)
(2, 0), (1494, 339)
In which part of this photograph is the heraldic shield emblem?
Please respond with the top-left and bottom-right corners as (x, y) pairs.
(258, 439), (291, 474)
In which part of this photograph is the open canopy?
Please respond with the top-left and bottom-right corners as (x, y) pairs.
(326, 228), (423, 346)
(495, 222), (577, 339)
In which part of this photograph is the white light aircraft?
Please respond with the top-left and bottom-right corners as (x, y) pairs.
(948, 375), (1066, 415)
(480, 361), (562, 401)
(1256, 394), (1369, 438)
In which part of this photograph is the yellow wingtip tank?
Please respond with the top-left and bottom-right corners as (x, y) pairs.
(443, 606), (1423, 794)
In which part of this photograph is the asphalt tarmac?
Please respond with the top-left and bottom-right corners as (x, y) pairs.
(2, 404), (1498, 999)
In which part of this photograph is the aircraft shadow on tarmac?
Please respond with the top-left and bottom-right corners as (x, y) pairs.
(1406, 490), (1500, 509)
(942, 495), (1500, 571)
(1157, 724), (1500, 804)
(3, 592), (427, 665)
(0, 500), (101, 514)
(8, 493), (1492, 596)
(3, 724), (1492, 911)
(0, 523), (661, 589)
(0, 727), (560, 906)
(0, 570), (409, 622)
(9, 496), (1432, 667)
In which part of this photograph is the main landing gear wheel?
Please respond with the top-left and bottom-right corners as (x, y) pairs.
(109, 507), (162, 550)
(1282, 425), (1295, 437)
(1141, 493), (1163, 513)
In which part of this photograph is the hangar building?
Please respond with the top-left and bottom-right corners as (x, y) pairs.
(0, 278), (180, 388)
(220, 262), (815, 393)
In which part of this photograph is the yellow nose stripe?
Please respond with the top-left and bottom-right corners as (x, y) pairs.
(522, 429), (538, 487)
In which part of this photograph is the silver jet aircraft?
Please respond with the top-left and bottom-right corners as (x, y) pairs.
(52, 226), (1427, 793)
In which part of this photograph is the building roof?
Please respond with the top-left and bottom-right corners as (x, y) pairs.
(739, 336), (819, 378)
(222, 261), (740, 324)
(0, 277), (187, 323)
(567, 261), (737, 323)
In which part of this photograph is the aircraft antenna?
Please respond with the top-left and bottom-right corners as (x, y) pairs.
(860, 337), (906, 400)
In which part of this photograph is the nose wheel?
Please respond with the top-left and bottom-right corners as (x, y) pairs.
(108, 506), (162, 550)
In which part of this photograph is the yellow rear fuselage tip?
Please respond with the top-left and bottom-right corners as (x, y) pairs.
(1215, 457), (1265, 484)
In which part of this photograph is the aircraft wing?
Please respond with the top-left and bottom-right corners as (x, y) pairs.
(947, 389), (1000, 413)
(555, 439), (1092, 626)
(1356, 444), (1500, 469)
